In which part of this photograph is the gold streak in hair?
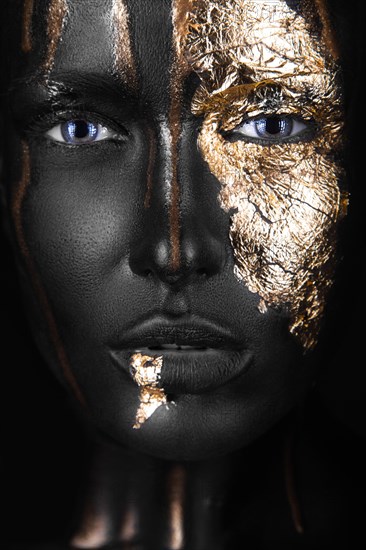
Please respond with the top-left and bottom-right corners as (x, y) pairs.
(178, 0), (347, 350)
(22, 0), (35, 53)
(43, 0), (68, 73)
(112, 0), (137, 86)
(11, 143), (86, 406)
(130, 353), (167, 429)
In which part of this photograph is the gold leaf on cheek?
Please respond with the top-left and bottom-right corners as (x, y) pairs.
(180, 0), (347, 350)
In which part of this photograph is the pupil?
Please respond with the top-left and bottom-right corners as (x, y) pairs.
(74, 120), (90, 139)
(265, 117), (283, 135)
(62, 120), (98, 143)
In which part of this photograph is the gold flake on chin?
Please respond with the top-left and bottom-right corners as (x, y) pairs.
(130, 353), (167, 429)
(178, 0), (348, 350)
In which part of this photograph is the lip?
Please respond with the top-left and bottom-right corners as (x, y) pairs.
(109, 316), (253, 394)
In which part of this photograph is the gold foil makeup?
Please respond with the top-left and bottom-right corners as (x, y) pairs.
(43, 0), (68, 73)
(130, 353), (167, 429)
(22, 0), (35, 53)
(166, 465), (186, 550)
(112, 0), (137, 85)
(314, 0), (339, 59)
(177, 0), (347, 349)
(165, 0), (195, 271)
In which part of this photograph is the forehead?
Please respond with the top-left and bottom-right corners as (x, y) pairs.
(18, 0), (175, 112)
(20, 0), (331, 79)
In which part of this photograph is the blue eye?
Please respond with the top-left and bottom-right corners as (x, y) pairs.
(47, 119), (118, 144)
(62, 120), (98, 143)
(231, 115), (309, 142)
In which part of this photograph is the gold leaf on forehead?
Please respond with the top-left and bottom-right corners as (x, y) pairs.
(112, 0), (137, 85)
(172, 0), (195, 58)
(180, 0), (347, 350)
(43, 0), (68, 74)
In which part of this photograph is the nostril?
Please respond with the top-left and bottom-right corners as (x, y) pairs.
(129, 232), (225, 284)
(162, 272), (183, 285)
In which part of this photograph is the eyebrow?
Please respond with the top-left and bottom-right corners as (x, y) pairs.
(9, 71), (133, 95)
(7, 71), (137, 122)
(192, 78), (317, 114)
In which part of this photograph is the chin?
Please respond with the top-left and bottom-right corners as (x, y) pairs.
(87, 377), (310, 461)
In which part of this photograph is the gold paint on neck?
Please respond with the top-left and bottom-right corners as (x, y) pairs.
(166, 464), (186, 550)
(71, 503), (110, 548)
(130, 353), (167, 429)
(43, 0), (68, 73)
(119, 505), (138, 543)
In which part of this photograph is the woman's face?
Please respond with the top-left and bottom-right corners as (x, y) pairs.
(2, 0), (346, 459)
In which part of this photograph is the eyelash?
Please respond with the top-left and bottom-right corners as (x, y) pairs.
(26, 111), (315, 148)
(27, 111), (128, 145)
(222, 114), (316, 145)
(47, 119), (118, 144)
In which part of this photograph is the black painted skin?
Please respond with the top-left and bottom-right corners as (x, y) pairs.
(1, 1), (365, 549)
(4, 0), (316, 461)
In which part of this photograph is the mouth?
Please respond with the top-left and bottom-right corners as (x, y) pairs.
(110, 317), (253, 394)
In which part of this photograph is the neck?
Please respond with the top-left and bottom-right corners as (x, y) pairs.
(70, 414), (301, 549)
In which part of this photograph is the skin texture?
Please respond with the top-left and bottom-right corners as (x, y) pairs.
(1, 0), (362, 548)
(1, 0), (337, 462)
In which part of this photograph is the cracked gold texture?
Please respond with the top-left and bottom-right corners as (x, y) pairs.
(179, 0), (347, 349)
(130, 353), (167, 429)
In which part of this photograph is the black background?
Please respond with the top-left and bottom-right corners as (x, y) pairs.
(1, 0), (366, 546)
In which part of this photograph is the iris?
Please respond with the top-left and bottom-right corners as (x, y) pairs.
(61, 120), (98, 144)
(255, 116), (293, 138)
(232, 115), (308, 142)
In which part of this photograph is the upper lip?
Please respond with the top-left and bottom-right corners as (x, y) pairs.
(110, 315), (242, 350)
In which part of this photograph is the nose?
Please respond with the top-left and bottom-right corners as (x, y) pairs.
(128, 120), (227, 286)
(129, 231), (225, 286)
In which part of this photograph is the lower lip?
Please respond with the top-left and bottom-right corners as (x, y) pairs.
(110, 348), (253, 395)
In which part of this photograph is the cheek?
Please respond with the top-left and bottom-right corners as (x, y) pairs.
(198, 123), (346, 350)
(12, 140), (146, 319)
